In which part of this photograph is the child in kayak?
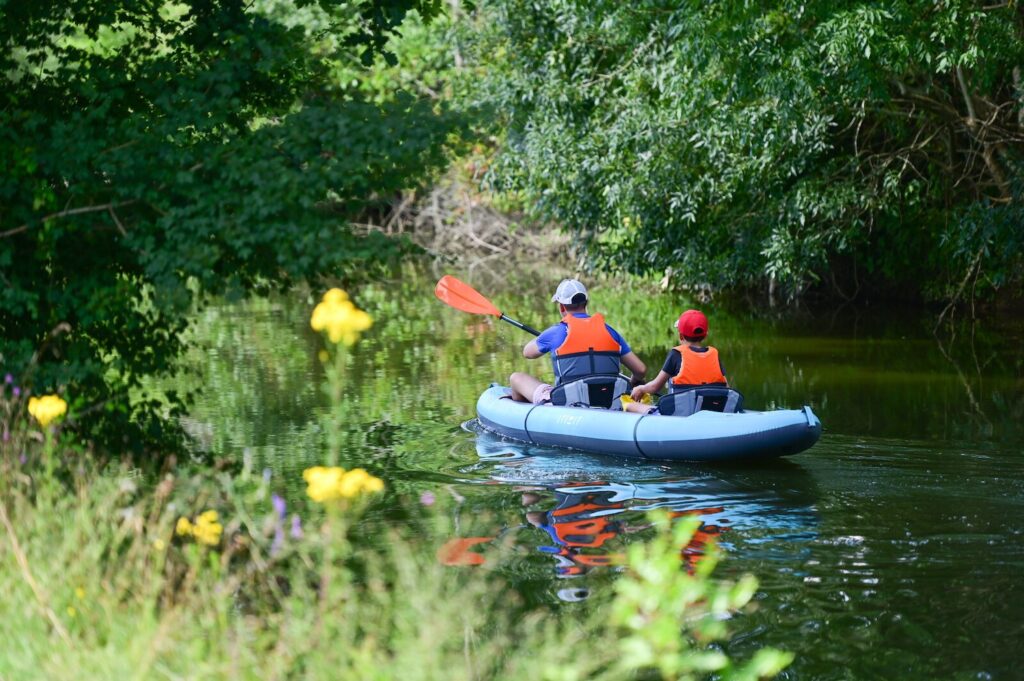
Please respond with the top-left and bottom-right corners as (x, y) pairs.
(623, 309), (728, 414)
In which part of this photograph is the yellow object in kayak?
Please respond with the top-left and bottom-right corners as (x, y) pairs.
(619, 393), (652, 409)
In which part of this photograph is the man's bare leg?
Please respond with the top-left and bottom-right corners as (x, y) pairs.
(509, 372), (544, 402)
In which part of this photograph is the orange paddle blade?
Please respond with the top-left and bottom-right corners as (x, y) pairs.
(435, 275), (501, 317)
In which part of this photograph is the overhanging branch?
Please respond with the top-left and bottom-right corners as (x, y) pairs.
(1, 200), (138, 239)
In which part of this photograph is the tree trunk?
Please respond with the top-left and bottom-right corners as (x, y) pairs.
(957, 66), (1011, 200)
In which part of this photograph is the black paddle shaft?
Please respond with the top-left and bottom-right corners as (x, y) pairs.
(499, 313), (541, 336)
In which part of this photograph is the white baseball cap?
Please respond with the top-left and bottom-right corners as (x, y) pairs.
(551, 279), (588, 305)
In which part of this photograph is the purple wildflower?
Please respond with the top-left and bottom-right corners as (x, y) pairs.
(290, 514), (303, 539)
(269, 494), (288, 557)
(3, 374), (12, 384)
(19, 453), (27, 465)
(271, 526), (285, 557)
(420, 491), (436, 506)
(12, 387), (20, 398)
(272, 494), (286, 520)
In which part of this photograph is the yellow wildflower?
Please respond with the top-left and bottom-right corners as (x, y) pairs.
(176, 517), (194, 536)
(310, 288), (373, 346)
(324, 288), (348, 303)
(175, 511), (222, 547)
(153, 538), (166, 552)
(337, 468), (370, 498)
(75, 587), (85, 601)
(67, 606), (77, 618)
(303, 466), (384, 503)
(303, 466), (344, 502)
(192, 523), (222, 546)
(192, 510), (223, 547)
(27, 394), (68, 427)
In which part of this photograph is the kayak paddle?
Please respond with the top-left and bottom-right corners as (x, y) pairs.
(434, 275), (541, 336)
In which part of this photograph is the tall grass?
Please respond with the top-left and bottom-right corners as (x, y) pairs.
(0, 421), (792, 680)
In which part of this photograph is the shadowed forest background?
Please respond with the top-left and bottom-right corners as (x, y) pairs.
(2, 0), (1022, 447)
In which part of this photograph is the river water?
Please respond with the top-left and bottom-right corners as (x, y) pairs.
(175, 270), (1024, 680)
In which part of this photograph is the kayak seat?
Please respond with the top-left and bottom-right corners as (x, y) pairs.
(550, 375), (629, 410)
(657, 387), (744, 417)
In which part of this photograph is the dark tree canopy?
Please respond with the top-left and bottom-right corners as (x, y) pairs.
(0, 0), (457, 448)
(468, 0), (1024, 302)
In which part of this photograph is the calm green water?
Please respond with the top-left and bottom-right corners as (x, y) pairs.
(176, 270), (1024, 680)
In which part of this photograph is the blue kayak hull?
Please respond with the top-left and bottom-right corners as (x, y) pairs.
(476, 385), (821, 462)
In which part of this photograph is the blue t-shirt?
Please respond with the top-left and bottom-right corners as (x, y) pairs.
(535, 313), (632, 356)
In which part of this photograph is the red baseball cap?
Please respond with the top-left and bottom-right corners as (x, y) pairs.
(675, 309), (709, 339)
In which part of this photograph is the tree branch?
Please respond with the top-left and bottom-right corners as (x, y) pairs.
(1, 200), (138, 239)
(1014, 66), (1023, 129)
(956, 66), (979, 124)
(956, 66), (1011, 199)
(936, 248), (984, 331)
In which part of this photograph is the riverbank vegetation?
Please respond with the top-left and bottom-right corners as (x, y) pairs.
(0, 442), (790, 679)
(0, 292), (793, 679)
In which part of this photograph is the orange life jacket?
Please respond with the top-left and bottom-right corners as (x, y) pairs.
(551, 313), (622, 384)
(670, 345), (726, 389)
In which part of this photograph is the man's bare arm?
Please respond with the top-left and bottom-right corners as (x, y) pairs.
(621, 351), (646, 385)
(523, 339), (543, 359)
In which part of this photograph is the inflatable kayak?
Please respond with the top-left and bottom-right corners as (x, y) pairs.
(476, 385), (821, 463)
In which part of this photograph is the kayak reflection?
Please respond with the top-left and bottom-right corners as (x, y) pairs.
(521, 482), (726, 577)
(456, 427), (820, 600)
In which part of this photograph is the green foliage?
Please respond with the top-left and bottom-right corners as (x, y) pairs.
(0, 0), (461, 449)
(939, 175), (1024, 300)
(613, 511), (794, 680)
(466, 0), (1024, 302)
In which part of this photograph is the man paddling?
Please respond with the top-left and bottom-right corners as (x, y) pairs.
(509, 279), (646, 406)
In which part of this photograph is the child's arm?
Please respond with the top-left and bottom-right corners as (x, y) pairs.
(631, 370), (671, 400)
